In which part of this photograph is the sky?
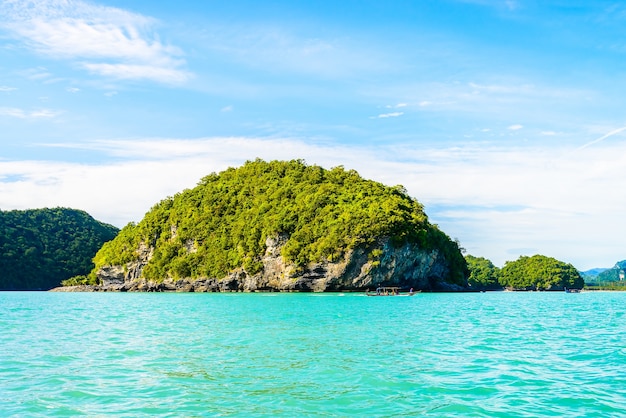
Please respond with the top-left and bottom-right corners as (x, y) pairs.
(1, 0), (625, 271)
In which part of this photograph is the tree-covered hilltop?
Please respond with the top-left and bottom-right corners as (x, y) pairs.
(499, 255), (584, 291)
(0, 208), (119, 290)
(465, 254), (587, 291)
(596, 260), (626, 282)
(465, 255), (501, 290)
(90, 159), (467, 290)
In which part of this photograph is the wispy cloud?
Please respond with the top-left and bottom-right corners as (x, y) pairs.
(575, 125), (626, 151)
(373, 112), (404, 119)
(0, 0), (191, 84)
(372, 81), (590, 123)
(81, 63), (189, 84)
(385, 103), (407, 109)
(0, 107), (61, 119)
(17, 67), (50, 81)
(0, 86), (17, 92)
(468, 82), (533, 94)
(3, 135), (626, 269)
(200, 26), (391, 79)
(508, 124), (523, 130)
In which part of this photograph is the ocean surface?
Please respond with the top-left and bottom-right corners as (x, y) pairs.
(1, 291), (625, 417)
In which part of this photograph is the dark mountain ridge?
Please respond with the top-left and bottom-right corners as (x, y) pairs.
(0, 208), (119, 290)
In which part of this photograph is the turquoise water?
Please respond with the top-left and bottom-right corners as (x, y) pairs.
(1, 291), (625, 417)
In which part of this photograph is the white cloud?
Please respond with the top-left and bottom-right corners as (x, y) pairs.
(0, 107), (60, 119)
(220, 105), (234, 112)
(2, 136), (626, 270)
(0, 108), (25, 118)
(373, 112), (404, 119)
(66, 87), (80, 93)
(0, 0), (190, 84)
(469, 82), (534, 94)
(0, 86), (17, 92)
(508, 124), (523, 130)
(385, 103), (407, 109)
(20, 67), (53, 80)
(575, 125), (626, 151)
(31, 109), (61, 118)
(82, 63), (191, 83)
(372, 81), (590, 124)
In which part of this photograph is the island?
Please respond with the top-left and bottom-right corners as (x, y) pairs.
(0, 208), (119, 290)
(64, 159), (469, 292)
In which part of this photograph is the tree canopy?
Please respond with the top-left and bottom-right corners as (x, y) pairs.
(498, 254), (584, 290)
(465, 255), (501, 290)
(92, 159), (467, 285)
(0, 208), (119, 290)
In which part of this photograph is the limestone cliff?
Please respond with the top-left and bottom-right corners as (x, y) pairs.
(94, 234), (464, 292)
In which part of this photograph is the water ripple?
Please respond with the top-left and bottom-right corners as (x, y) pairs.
(1, 291), (626, 416)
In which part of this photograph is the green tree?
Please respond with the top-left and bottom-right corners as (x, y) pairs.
(465, 255), (501, 290)
(0, 208), (119, 290)
(499, 254), (584, 291)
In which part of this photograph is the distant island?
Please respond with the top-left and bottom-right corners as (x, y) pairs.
(0, 208), (119, 290)
(580, 260), (626, 290)
(466, 254), (584, 291)
(0, 160), (598, 293)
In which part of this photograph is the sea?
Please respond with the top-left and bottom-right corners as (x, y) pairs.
(1, 291), (625, 417)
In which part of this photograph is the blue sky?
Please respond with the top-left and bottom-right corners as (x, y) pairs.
(1, 0), (626, 270)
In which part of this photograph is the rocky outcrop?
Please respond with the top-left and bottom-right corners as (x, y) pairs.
(91, 234), (466, 292)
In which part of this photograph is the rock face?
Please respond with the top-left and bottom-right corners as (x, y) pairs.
(94, 235), (465, 292)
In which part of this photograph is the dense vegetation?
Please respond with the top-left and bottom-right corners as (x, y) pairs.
(499, 255), (584, 290)
(583, 260), (626, 290)
(596, 260), (626, 282)
(465, 255), (501, 290)
(0, 208), (119, 290)
(92, 159), (467, 285)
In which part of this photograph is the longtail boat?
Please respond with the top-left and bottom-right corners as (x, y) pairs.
(365, 287), (417, 296)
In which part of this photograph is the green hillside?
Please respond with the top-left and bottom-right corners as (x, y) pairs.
(499, 254), (584, 291)
(0, 208), (119, 290)
(465, 255), (501, 290)
(596, 260), (626, 282)
(91, 159), (467, 286)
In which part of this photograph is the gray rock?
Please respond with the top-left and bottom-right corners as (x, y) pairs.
(93, 234), (466, 292)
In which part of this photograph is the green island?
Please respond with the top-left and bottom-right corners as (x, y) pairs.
(80, 159), (467, 292)
(0, 159), (619, 292)
(0, 208), (119, 290)
(466, 254), (584, 291)
(582, 260), (626, 290)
